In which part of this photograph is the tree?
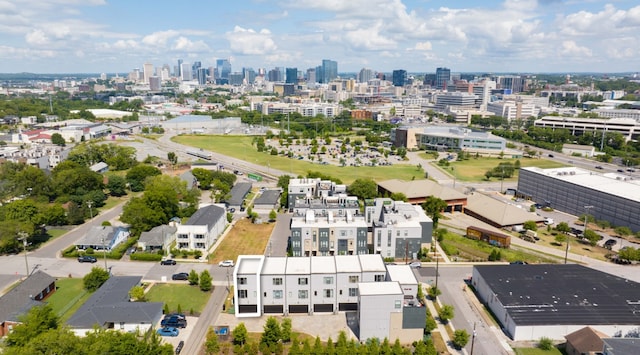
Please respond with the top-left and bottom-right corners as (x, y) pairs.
(199, 270), (212, 291)
(554, 234), (567, 244)
(281, 317), (292, 343)
(204, 326), (220, 354)
(269, 209), (277, 222)
(125, 164), (161, 192)
(5, 304), (59, 347)
(523, 220), (538, 231)
(188, 269), (199, 286)
(556, 222), (571, 234)
(438, 304), (454, 323)
(106, 175), (127, 197)
(128, 285), (145, 301)
(422, 196), (448, 228)
(584, 230), (601, 246)
(615, 226), (632, 239)
(232, 322), (248, 345)
(452, 329), (470, 349)
(51, 133), (65, 146)
(260, 316), (281, 352)
(167, 152), (178, 165)
(83, 267), (110, 292)
(389, 192), (408, 202)
(538, 337), (554, 350)
(347, 178), (378, 200)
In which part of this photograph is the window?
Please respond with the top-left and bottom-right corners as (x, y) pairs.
(273, 277), (283, 285)
(238, 289), (248, 298)
(298, 277), (308, 285)
(323, 277), (334, 285)
(120, 322), (125, 330)
(374, 274), (385, 282)
(395, 300), (402, 309)
(349, 288), (358, 297)
(273, 290), (283, 299)
(298, 290), (308, 299)
(377, 231), (381, 247)
(238, 277), (247, 285)
(195, 234), (204, 239)
(387, 234), (392, 247)
(349, 275), (359, 283)
(324, 289), (333, 298)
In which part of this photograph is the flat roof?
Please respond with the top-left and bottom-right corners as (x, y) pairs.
(358, 281), (403, 296)
(377, 179), (466, 201)
(386, 265), (418, 285)
(334, 255), (362, 273)
(285, 257), (310, 275)
(237, 255), (264, 274)
(310, 256), (336, 274)
(474, 264), (640, 326)
(358, 254), (387, 272)
(521, 167), (640, 203)
(261, 257), (288, 275)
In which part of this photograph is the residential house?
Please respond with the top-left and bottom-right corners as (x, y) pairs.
(137, 224), (177, 252)
(74, 226), (130, 251)
(175, 204), (226, 251)
(0, 271), (56, 336)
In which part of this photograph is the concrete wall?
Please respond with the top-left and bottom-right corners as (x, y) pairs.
(359, 293), (403, 341)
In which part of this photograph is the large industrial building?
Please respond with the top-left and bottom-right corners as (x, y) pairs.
(391, 126), (509, 155)
(233, 254), (426, 343)
(517, 167), (640, 232)
(471, 264), (640, 341)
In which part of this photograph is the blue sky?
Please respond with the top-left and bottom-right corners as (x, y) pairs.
(1, 0), (639, 74)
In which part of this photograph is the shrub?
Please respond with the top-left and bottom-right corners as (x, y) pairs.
(130, 252), (162, 261)
(85, 248), (95, 255)
(538, 337), (554, 351)
(452, 329), (470, 349)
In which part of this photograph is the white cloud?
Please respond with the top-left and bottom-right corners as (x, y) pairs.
(560, 40), (592, 57)
(142, 30), (180, 47)
(413, 41), (432, 51)
(25, 29), (48, 45)
(172, 37), (210, 52)
(226, 26), (277, 55)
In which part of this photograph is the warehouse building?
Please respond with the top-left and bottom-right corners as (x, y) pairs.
(517, 167), (640, 232)
(472, 264), (640, 341)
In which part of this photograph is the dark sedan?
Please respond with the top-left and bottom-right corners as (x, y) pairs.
(160, 259), (176, 265)
(172, 273), (189, 281)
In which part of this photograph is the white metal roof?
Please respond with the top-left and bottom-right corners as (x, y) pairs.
(358, 254), (387, 272)
(521, 167), (640, 202)
(334, 255), (362, 273)
(261, 257), (288, 275)
(310, 256), (336, 274)
(358, 281), (403, 296)
(285, 257), (310, 275)
(386, 265), (418, 285)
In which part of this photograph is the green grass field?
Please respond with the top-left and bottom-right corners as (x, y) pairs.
(435, 157), (566, 182)
(145, 283), (211, 315)
(46, 228), (68, 239)
(46, 278), (91, 322)
(514, 347), (563, 355)
(172, 135), (425, 184)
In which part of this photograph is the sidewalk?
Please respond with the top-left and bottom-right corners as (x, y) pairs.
(423, 284), (463, 355)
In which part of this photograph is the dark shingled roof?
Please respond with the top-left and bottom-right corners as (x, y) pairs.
(0, 271), (55, 322)
(226, 182), (252, 206)
(185, 204), (225, 230)
(66, 276), (162, 329)
(602, 337), (640, 355)
(474, 264), (640, 326)
(254, 190), (281, 206)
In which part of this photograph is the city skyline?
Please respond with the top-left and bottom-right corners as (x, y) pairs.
(1, 0), (639, 74)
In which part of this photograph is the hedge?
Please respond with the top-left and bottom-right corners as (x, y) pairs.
(130, 252), (163, 261)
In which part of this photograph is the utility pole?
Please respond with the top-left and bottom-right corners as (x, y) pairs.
(434, 233), (439, 298)
(101, 237), (108, 270)
(470, 322), (477, 355)
(87, 200), (93, 219)
(500, 167), (505, 194)
(18, 231), (29, 276)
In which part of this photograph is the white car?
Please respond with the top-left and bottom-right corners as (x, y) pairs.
(409, 261), (422, 268)
(219, 260), (235, 267)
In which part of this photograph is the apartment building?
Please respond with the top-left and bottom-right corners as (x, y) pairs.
(175, 204), (226, 251)
(234, 254), (425, 342)
(289, 210), (369, 256)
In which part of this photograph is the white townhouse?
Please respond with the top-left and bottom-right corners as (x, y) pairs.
(175, 204), (226, 251)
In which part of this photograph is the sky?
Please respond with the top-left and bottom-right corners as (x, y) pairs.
(1, 0), (639, 74)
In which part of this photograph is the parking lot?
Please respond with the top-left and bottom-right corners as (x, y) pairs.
(158, 315), (197, 350)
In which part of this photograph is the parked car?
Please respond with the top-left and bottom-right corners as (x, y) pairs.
(408, 261), (422, 268)
(165, 313), (186, 320)
(172, 273), (189, 281)
(157, 327), (179, 337)
(510, 261), (527, 265)
(548, 154), (554, 158)
(219, 260), (235, 267)
(175, 340), (185, 354)
(160, 259), (176, 265)
(161, 316), (187, 328)
(617, 169), (625, 173)
(78, 255), (97, 263)
(604, 239), (617, 247)
(595, 165), (604, 170)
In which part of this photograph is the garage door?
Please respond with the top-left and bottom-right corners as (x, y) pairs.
(238, 305), (258, 314)
(288, 305), (309, 314)
(263, 305), (284, 314)
(339, 303), (358, 311)
(313, 304), (333, 313)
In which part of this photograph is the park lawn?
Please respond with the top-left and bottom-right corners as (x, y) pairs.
(47, 228), (68, 239)
(514, 347), (563, 355)
(434, 157), (567, 182)
(211, 219), (275, 263)
(172, 135), (424, 184)
(46, 278), (91, 322)
(145, 284), (211, 314)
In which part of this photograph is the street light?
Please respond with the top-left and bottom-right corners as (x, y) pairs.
(500, 167), (505, 194)
(584, 205), (594, 237)
(451, 167), (456, 189)
(17, 231), (29, 276)
(87, 200), (93, 219)
(433, 233), (440, 299)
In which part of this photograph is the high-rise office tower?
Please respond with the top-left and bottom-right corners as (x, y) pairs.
(177, 59), (183, 77)
(267, 68), (283, 82)
(435, 67), (451, 90)
(192, 61), (202, 80)
(392, 69), (407, 87)
(243, 67), (256, 84)
(216, 59), (231, 80)
(321, 59), (337, 83)
(149, 76), (161, 91)
(196, 68), (208, 85)
(180, 63), (191, 81)
(306, 68), (316, 83)
(143, 63), (154, 83)
(285, 68), (298, 84)
(358, 68), (374, 83)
